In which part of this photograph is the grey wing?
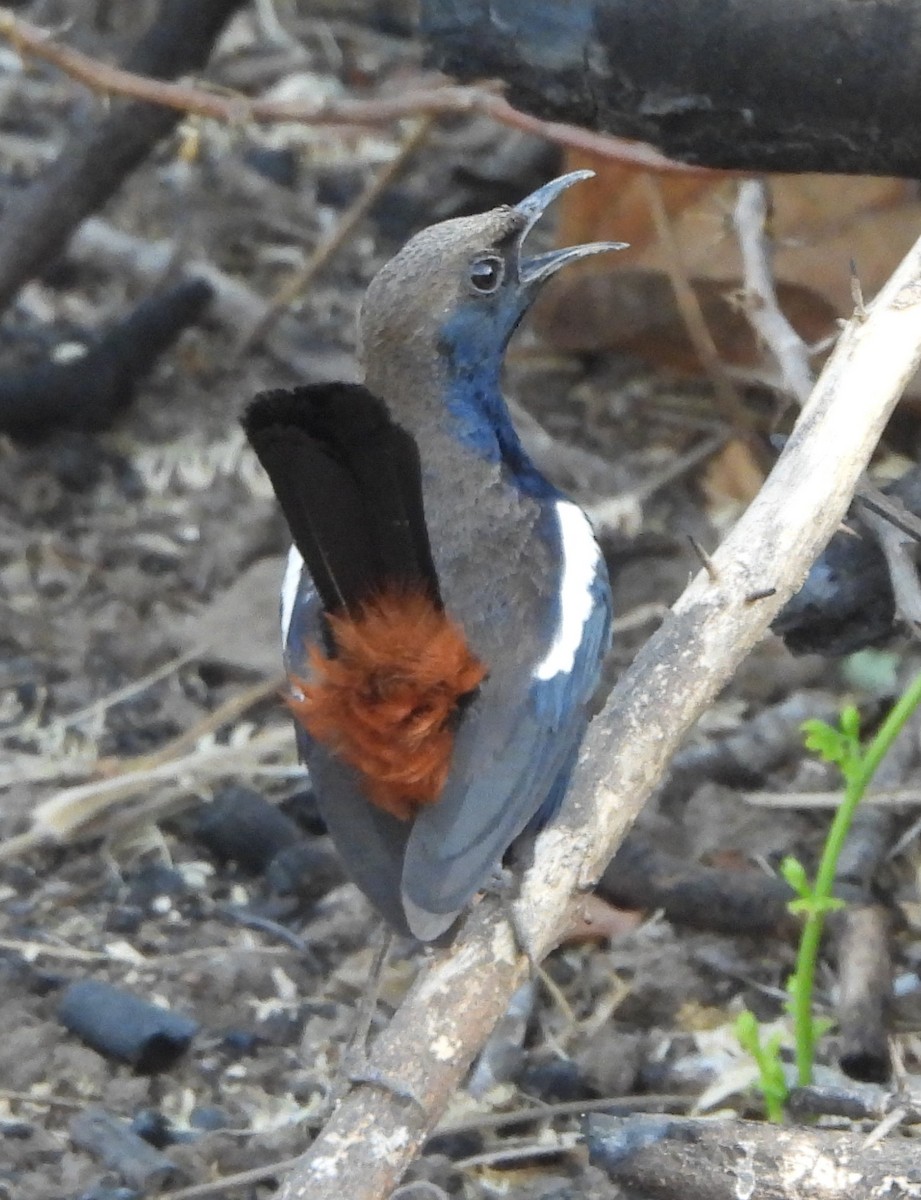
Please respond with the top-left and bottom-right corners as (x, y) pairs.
(401, 563), (612, 941)
(282, 548), (413, 935)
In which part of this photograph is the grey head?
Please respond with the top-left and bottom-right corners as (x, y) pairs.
(359, 169), (626, 415)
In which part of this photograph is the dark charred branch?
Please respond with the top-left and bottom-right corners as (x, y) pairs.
(788, 1082), (921, 1124)
(774, 466), (921, 656)
(421, 0), (921, 177)
(57, 978), (198, 1073)
(69, 1107), (179, 1191)
(597, 834), (796, 937)
(192, 786), (305, 875)
(834, 904), (893, 1084)
(0, 0), (245, 315)
(0, 278), (212, 438)
(823, 714), (917, 1084)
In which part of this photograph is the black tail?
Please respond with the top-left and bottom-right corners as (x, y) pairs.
(242, 383), (441, 615)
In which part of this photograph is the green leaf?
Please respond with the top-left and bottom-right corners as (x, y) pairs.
(802, 718), (849, 766)
(812, 1016), (836, 1039)
(840, 704), (861, 742)
(780, 856), (812, 898)
(735, 1010), (789, 1122)
(735, 1010), (759, 1054)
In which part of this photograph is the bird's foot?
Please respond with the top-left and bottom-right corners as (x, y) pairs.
(483, 866), (540, 978)
(325, 925), (426, 1113)
(342, 1054), (426, 1111)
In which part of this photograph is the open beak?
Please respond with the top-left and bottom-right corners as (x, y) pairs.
(514, 169), (627, 287)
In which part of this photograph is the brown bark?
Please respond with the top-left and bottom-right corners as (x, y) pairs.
(586, 1112), (921, 1198)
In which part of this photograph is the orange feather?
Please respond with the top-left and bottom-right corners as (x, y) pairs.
(287, 588), (487, 820)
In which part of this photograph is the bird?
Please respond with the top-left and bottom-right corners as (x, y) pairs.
(243, 169), (624, 943)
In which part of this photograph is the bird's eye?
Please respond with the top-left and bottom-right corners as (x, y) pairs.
(468, 255), (504, 294)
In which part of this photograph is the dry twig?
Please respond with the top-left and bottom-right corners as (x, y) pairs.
(733, 178), (815, 407)
(0, 677), (288, 860)
(736, 181), (921, 632)
(835, 904), (893, 1083)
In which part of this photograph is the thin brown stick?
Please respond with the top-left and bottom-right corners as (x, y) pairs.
(0, 0), (247, 315)
(275, 209), (921, 1200)
(156, 1156), (331, 1200)
(0, 10), (722, 176)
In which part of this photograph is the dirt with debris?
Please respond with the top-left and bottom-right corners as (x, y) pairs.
(2, 6), (921, 1200)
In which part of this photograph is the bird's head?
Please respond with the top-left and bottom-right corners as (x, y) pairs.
(359, 170), (625, 397)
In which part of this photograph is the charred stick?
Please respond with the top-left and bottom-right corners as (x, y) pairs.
(787, 1081), (921, 1124)
(423, 0), (921, 177)
(192, 786), (305, 875)
(70, 1107), (179, 1191)
(0, 278), (211, 438)
(596, 834), (796, 937)
(826, 713), (920, 1083)
(57, 978), (198, 1073)
(834, 904), (893, 1084)
(0, 0), (245, 315)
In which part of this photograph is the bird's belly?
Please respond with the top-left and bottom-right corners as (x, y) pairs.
(422, 470), (559, 674)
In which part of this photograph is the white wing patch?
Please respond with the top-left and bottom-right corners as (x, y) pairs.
(280, 545), (305, 644)
(534, 500), (602, 681)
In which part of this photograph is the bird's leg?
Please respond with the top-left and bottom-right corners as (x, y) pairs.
(483, 863), (541, 978)
(330, 925), (425, 1111)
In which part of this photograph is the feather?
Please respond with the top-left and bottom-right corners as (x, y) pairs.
(245, 382), (487, 828)
(242, 382), (440, 615)
(401, 561), (612, 939)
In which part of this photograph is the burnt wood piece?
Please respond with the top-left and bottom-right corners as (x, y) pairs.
(0, 278), (212, 438)
(70, 1107), (179, 1191)
(421, 0), (921, 177)
(834, 904), (893, 1084)
(597, 834), (796, 936)
(787, 1082), (921, 1124)
(265, 840), (346, 901)
(58, 978), (198, 1073)
(0, 0), (246, 315)
(193, 785), (305, 875)
(774, 465), (921, 656)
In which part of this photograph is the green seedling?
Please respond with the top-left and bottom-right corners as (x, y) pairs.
(737, 668), (921, 1110)
(735, 1010), (787, 1123)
